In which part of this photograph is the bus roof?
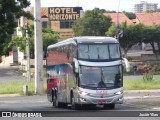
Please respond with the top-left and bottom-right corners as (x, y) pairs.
(47, 36), (119, 50)
(75, 36), (118, 43)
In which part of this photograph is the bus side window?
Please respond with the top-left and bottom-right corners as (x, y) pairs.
(67, 48), (70, 60)
(72, 44), (77, 58)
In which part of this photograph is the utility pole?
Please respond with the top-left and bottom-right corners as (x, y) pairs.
(116, 0), (121, 41)
(25, 21), (31, 82)
(34, 0), (44, 95)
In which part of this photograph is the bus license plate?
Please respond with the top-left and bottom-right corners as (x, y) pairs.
(98, 100), (106, 104)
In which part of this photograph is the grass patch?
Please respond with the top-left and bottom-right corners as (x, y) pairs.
(0, 80), (47, 95)
(0, 78), (160, 95)
(130, 100), (160, 107)
(124, 78), (160, 90)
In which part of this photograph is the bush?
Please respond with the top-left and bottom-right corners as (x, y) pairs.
(127, 56), (132, 61)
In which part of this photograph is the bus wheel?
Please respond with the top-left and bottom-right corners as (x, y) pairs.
(104, 104), (115, 109)
(54, 96), (64, 108)
(55, 96), (60, 108)
(52, 92), (55, 107)
(71, 95), (80, 110)
(52, 95), (57, 107)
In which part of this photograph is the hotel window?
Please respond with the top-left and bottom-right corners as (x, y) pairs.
(42, 21), (47, 28)
(42, 21), (51, 28)
(60, 21), (74, 28)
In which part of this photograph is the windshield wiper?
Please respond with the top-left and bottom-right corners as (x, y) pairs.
(98, 69), (105, 87)
(86, 83), (97, 86)
(97, 47), (100, 59)
(80, 84), (88, 88)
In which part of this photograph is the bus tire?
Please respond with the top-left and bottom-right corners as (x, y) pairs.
(54, 96), (61, 108)
(52, 92), (55, 107)
(53, 91), (62, 108)
(71, 95), (80, 110)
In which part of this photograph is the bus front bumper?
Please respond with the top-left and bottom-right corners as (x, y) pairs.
(76, 94), (123, 105)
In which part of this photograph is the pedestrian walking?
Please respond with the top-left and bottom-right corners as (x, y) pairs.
(133, 64), (137, 75)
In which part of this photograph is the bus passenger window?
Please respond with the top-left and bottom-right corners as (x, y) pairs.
(109, 44), (120, 59)
(78, 45), (89, 59)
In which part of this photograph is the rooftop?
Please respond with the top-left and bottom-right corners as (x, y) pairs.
(103, 13), (133, 25)
(136, 12), (160, 26)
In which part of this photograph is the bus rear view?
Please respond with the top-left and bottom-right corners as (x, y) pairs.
(46, 36), (130, 109)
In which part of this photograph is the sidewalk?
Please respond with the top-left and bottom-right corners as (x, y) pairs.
(124, 89), (160, 110)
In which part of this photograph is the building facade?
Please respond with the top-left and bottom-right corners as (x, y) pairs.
(33, 7), (83, 40)
(17, 7), (83, 40)
(134, 1), (158, 13)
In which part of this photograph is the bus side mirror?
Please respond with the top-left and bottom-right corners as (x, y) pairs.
(123, 58), (130, 72)
(73, 58), (79, 73)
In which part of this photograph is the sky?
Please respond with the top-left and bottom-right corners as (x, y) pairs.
(29, 0), (160, 12)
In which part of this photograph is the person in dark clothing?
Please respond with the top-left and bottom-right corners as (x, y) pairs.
(133, 64), (137, 75)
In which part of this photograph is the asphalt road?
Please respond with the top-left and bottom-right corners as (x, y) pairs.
(0, 95), (160, 120)
(0, 95), (153, 114)
(0, 65), (26, 83)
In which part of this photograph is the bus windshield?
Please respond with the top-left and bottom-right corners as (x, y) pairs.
(78, 43), (120, 60)
(79, 65), (122, 89)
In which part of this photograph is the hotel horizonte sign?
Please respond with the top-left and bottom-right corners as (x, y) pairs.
(41, 7), (83, 21)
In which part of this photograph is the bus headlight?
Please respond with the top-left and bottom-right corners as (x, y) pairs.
(78, 90), (88, 96)
(115, 91), (123, 95)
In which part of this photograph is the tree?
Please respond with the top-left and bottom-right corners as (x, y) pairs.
(94, 8), (116, 13)
(123, 11), (136, 20)
(72, 8), (112, 36)
(0, 0), (33, 56)
(106, 23), (144, 57)
(142, 25), (160, 54)
(145, 10), (160, 12)
(9, 24), (59, 58)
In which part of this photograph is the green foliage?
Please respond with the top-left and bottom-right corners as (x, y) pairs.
(142, 25), (160, 54)
(106, 24), (117, 37)
(8, 36), (26, 52)
(123, 11), (136, 20)
(42, 28), (59, 56)
(153, 71), (160, 75)
(9, 24), (59, 57)
(94, 8), (116, 13)
(107, 23), (144, 57)
(72, 8), (112, 36)
(145, 10), (160, 13)
(0, 35), (12, 55)
(0, 0), (33, 56)
(123, 78), (160, 90)
(127, 56), (132, 61)
(107, 23), (160, 55)
(0, 81), (47, 95)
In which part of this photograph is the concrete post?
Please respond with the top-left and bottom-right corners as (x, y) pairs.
(34, 0), (44, 95)
(23, 85), (28, 95)
(25, 21), (31, 82)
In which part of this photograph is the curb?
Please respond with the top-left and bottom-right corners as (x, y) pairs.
(124, 89), (160, 93)
(0, 94), (20, 97)
(124, 96), (160, 99)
